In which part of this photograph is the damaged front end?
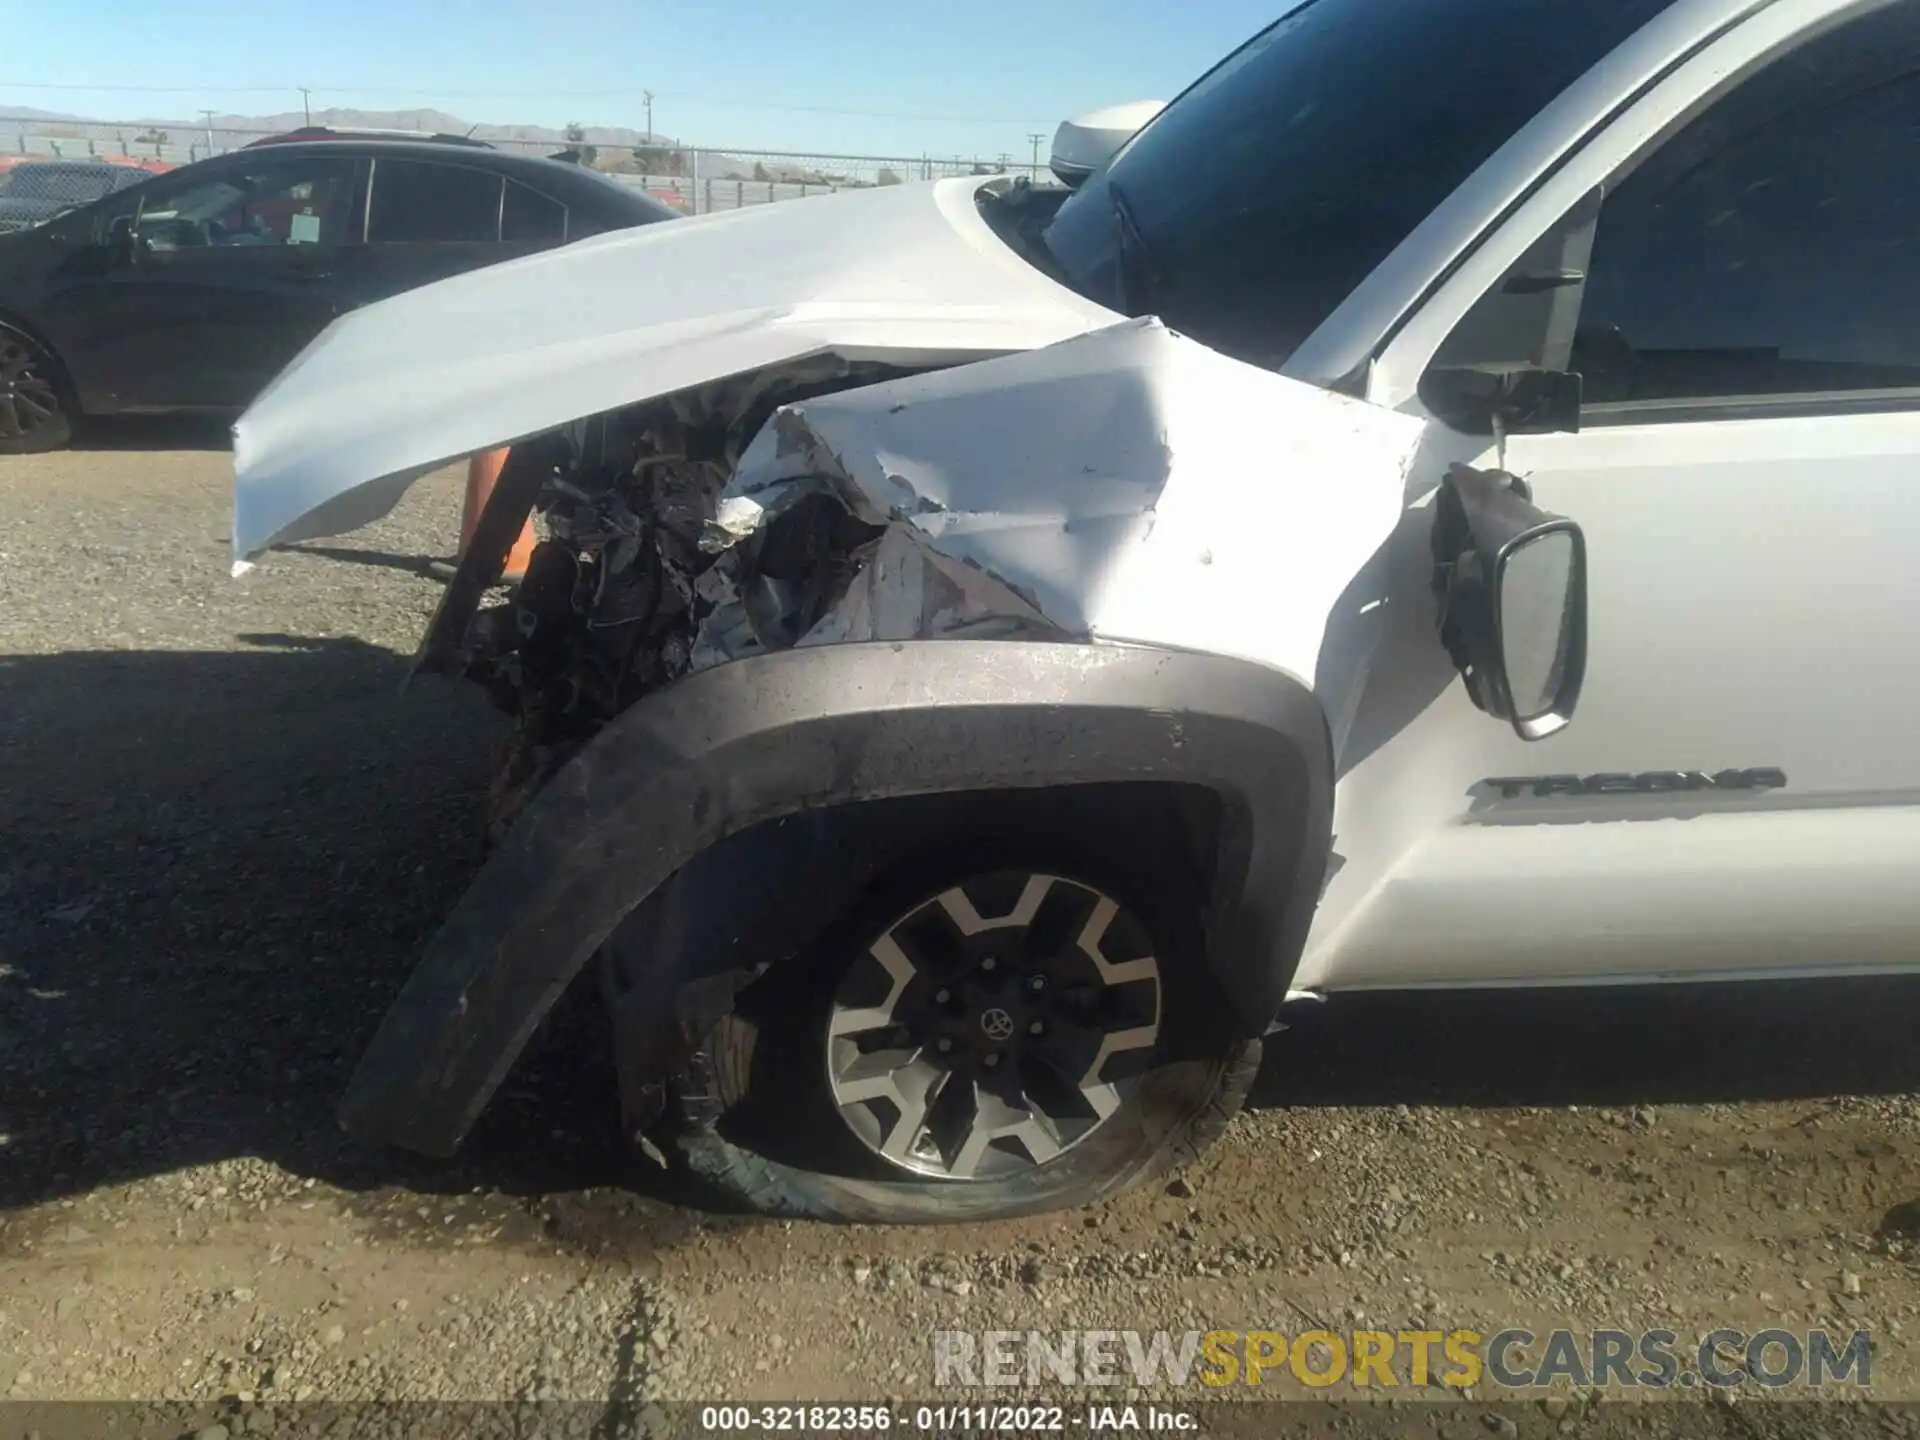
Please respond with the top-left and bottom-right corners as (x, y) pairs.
(419, 317), (1425, 834)
(411, 353), (1035, 832)
(327, 315), (1430, 1160)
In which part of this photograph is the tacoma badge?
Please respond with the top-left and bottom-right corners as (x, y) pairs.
(1480, 769), (1789, 799)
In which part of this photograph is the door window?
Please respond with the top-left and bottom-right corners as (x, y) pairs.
(1428, 0), (1920, 423)
(132, 158), (353, 252)
(500, 179), (567, 243)
(366, 159), (504, 243)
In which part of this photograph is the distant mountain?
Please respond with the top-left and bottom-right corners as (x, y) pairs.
(1, 104), (678, 147)
(0, 105), (764, 178)
(223, 107), (697, 151)
(0, 105), (90, 123)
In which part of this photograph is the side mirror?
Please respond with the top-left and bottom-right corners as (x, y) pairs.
(1421, 366), (1581, 437)
(1048, 100), (1165, 188)
(1431, 462), (1588, 741)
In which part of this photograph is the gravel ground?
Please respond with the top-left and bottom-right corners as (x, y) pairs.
(1, 434), (1917, 1433)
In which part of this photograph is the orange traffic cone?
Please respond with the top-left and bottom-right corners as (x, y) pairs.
(456, 447), (537, 583)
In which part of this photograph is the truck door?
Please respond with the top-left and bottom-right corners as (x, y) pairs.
(1307, 0), (1920, 991)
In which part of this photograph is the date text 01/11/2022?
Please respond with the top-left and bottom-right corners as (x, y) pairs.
(697, 1404), (1196, 1432)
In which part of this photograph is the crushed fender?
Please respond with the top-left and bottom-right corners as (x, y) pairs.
(692, 316), (1426, 686)
(401, 316), (1422, 839)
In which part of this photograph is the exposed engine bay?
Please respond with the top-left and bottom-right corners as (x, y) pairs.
(411, 318), (1428, 832)
(422, 356), (1065, 833)
(419, 358), (900, 830)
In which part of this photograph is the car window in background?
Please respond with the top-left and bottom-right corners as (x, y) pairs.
(368, 159), (503, 243)
(501, 179), (566, 242)
(133, 158), (353, 251)
(1041, 0), (1680, 372)
(1572, 3), (1920, 409)
(567, 165), (683, 226)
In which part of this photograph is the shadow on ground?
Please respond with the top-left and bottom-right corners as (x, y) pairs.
(1, 638), (1915, 1225)
(69, 415), (234, 452)
(0, 637), (683, 1226)
(1253, 977), (1920, 1110)
(280, 543), (452, 579)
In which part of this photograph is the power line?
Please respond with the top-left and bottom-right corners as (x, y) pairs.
(6, 120), (1020, 166)
(652, 91), (1047, 123)
(0, 79), (1051, 125)
(0, 82), (296, 94)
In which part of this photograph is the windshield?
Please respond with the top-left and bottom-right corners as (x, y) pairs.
(0, 164), (130, 206)
(1041, 0), (1680, 372)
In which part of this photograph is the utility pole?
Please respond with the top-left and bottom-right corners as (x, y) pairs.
(1027, 131), (1046, 180)
(298, 87), (313, 126)
(200, 109), (216, 153)
(643, 90), (654, 142)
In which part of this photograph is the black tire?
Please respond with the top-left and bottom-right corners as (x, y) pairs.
(664, 828), (1259, 1224)
(0, 328), (74, 455)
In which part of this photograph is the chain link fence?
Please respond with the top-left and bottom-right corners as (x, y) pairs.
(4, 130), (200, 167)
(590, 150), (1029, 215)
(0, 127), (1048, 213)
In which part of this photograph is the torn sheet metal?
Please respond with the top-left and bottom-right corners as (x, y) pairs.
(692, 523), (1063, 670)
(230, 175), (1120, 570)
(699, 316), (1428, 689)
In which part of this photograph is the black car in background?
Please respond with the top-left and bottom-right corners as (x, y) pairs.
(0, 162), (152, 237)
(0, 139), (678, 452)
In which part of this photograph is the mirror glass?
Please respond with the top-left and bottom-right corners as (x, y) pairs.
(1498, 530), (1577, 719)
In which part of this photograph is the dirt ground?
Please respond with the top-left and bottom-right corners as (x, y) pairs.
(1, 432), (1917, 1431)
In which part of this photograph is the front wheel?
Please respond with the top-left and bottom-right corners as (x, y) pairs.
(0, 330), (74, 455)
(665, 848), (1258, 1223)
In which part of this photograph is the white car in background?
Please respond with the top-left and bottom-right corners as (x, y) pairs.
(231, 0), (1920, 1223)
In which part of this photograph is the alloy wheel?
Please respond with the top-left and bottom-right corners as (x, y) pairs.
(0, 335), (62, 443)
(824, 871), (1163, 1181)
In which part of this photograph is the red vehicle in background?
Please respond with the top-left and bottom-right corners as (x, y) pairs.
(102, 155), (177, 175)
(0, 156), (174, 176)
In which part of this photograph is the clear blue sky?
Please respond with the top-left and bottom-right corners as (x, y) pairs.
(1, 0), (1289, 160)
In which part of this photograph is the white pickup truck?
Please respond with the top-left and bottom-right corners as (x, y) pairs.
(231, 0), (1920, 1222)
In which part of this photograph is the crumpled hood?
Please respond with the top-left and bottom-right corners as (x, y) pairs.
(231, 176), (1120, 569)
(699, 316), (1429, 689)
